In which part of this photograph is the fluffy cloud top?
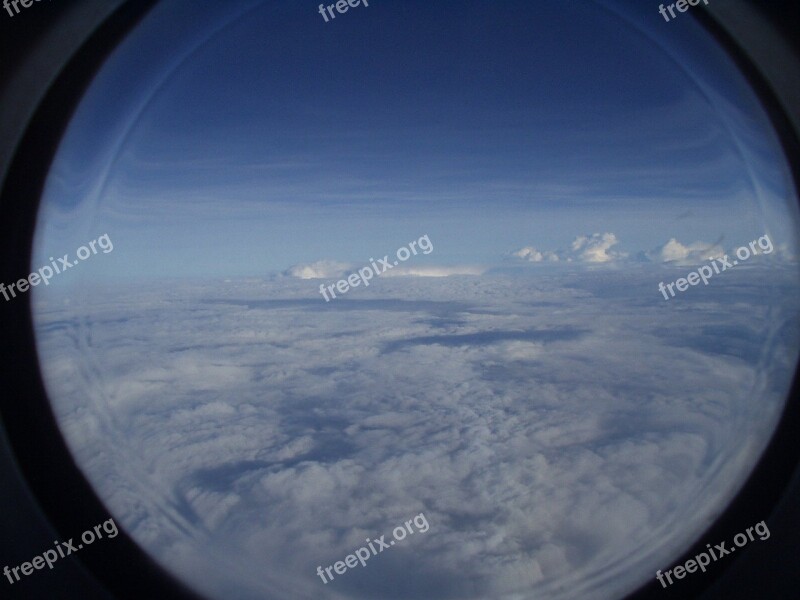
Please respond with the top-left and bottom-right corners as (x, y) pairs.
(284, 260), (351, 279)
(512, 234), (795, 267)
(654, 238), (725, 265)
(512, 247), (560, 263)
(512, 232), (624, 264)
(571, 232), (624, 263)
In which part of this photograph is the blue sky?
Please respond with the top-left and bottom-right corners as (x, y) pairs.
(33, 0), (798, 279)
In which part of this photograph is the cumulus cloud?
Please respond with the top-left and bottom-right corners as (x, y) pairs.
(284, 260), (351, 279)
(570, 232), (624, 263)
(646, 235), (798, 266)
(510, 233), (798, 268)
(775, 242), (798, 261)
(511, 232), (625, 264)
(512, 247), (560, 263)
(651, 238), (725, 265)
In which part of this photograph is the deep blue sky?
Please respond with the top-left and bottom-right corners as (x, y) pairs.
(33, 0), (797, 278)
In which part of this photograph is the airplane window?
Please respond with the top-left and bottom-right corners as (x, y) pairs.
(27, 1), (800, 599)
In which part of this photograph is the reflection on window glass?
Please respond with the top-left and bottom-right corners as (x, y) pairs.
(30, 1), (800, 599)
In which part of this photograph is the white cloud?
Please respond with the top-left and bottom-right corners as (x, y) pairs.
(512, 247), (560, 263)
(570, 232), (624, 263)
(286, 260), (483, 280)
(382, 265), (486, 277)
(284, 260), (351, 279)
(654, 238), (725, 265)
(31, 270), (800, 600)
(775, 242), (798, 261)
(646, 236), (798, 266)
(511, 232), (624, 264)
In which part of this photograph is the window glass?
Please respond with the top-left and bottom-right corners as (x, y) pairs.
(31, 1), (800, 598)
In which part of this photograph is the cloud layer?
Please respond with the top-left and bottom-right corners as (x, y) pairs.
(32, 266), (800, 600)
